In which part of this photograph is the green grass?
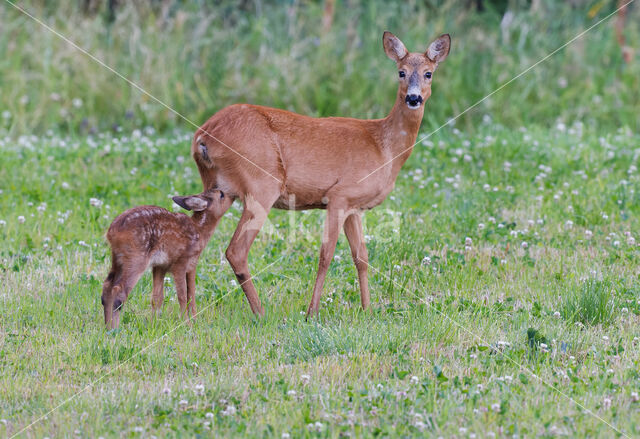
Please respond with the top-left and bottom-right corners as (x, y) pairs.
(1, 1), (639, 135)
(2, 0), (640, 437)
(2, 121), (640, 437)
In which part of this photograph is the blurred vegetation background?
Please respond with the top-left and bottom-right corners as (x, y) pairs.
(0, 0), (638, 136)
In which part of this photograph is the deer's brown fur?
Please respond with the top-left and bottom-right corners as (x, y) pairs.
(190, 32), (450, 317)
(101, 190), (232, 329)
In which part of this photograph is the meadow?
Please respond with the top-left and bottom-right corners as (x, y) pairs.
(1, 1), (640, 438)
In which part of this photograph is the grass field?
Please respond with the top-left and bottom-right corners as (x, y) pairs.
(2, 121), (640, 437)
(2, 0), (640, 438)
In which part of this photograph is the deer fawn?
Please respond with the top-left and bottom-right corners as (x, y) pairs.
(101, 189), (232, 329)
(191, 31), (450, 317)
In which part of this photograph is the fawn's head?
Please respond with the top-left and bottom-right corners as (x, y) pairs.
(102, 282), (124, 331)
(172, 189), (231, 220)
(383, 31), (451, 110)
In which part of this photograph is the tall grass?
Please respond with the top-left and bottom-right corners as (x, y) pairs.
(1, 0), (638, 135)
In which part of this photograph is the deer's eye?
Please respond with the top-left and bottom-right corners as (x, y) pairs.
(398, 71), (406, 78)
(424, 71), (432, 79)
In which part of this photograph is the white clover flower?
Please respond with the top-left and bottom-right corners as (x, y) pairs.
(205, 412), (214, 419)
(521, 241), (528, 249)
(90, 198), (103, 208)
(194, 384), (205, 395)
(0, 220), (5, 227)
(178, 399), (188, 406)
(478, 223), (485, 230)
(72, 98), (83, 108)
(585, 230), (593, 238)
(491, 403), (501, 412)
(410, 375), (419, 385)
(133, 426), (143, 433)
(1, 110), (11, 119)
(631, 392), (639, 402)
(221, 405), (236, 416)
(465, 237), (473, 246)
(422, 256), (431, 266)
(287, 390), (296, 397)
(282, 433), (291, 439)
(18, 216), (25, 224)
(565, 220), (573, 230)
(603, 397), (612, 409)
(553, 311), (561, 318)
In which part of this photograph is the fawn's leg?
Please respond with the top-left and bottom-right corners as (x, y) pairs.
(226, 193), (277, 317)
(171, 265), (189, 319)
(343, 212), (370, 310)
(306, 204), (347, 318)
(151, 266), (166, 315)
(186, 270), (197, 318)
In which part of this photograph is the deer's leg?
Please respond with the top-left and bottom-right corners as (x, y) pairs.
(171, 265), (189, 319)
(186, 270), (197, 318)
(151, 266), (166, 315)
(306, 205), (346, 318)
(343, 212), (370, 310)
(225, 193), (275, 317)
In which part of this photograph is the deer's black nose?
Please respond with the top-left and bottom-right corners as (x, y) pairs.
(113, 299), (123, 310)
(405, 94), (423, 107)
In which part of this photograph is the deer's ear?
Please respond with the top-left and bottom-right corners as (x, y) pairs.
(172, 195), (209, 211)
(426, 34), (451, 64)
(383, 31), (408, 62)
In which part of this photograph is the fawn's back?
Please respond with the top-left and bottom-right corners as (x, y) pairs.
(107, 206), (200, 268)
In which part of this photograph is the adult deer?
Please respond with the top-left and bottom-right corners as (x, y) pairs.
(191, 32), (450, 317)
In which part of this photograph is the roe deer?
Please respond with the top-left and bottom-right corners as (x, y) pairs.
(101, 189), (232, 329)
(190, 31), (450, 317)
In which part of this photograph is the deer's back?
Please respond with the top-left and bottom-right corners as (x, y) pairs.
(195, 104), (393, 208)
(107, 206), (199, 265)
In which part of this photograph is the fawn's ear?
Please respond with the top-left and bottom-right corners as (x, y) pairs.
(172, 195), (209, 211)
(426, 34), (451, 64)
(383, 31), (408, 62)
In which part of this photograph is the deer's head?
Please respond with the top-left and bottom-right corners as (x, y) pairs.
(172, 189), (232, 221)
(383, 31), (450, 110)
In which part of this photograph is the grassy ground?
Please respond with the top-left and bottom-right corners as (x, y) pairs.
(1, 1), (639, 134)
(1, 120), (640, 437)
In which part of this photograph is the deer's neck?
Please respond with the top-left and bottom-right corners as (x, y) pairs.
(379, 90), (425, 173)
(190, 212), (221, 247)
